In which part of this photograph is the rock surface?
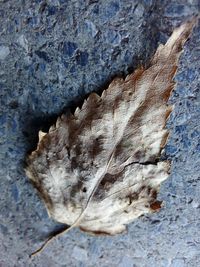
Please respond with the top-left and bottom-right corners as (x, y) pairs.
(0, 0), (199, 266)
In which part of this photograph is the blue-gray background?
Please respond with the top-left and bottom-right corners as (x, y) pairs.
(0, 0), (199, 266)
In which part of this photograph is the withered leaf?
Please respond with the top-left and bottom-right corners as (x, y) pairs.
(26, 19), (197, 254)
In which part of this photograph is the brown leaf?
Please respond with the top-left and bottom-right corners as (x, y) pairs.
(25, 18), (197, 255)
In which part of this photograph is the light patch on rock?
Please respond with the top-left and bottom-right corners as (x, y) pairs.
(119, 256), (135, 267)
(84, 20), (98, 37)
(72, 246), (88, 261)
(18, 35), (29, 52)
(0, 46), (10, 60)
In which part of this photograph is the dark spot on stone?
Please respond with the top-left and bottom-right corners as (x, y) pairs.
(35, 50), (51, 62)
(187, 198), (193, 204)
(9, 100), (19, 109)
(48, 6), (57, 16)
(88, 0), (99, 4)
(151, 219), (160, 224)
(62, 41), (78, 57)
(75, 50), (89, 66)
(39, 2), (47, 13)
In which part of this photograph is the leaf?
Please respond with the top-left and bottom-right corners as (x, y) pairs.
(25, 18), (197, 255)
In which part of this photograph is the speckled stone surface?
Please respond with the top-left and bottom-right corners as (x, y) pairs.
(0, 0), (199, 266)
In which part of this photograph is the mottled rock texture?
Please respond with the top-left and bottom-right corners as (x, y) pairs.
(0, 0), (199, 266)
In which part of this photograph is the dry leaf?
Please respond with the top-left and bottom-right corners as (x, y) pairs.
(26, 18), (197, 255)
